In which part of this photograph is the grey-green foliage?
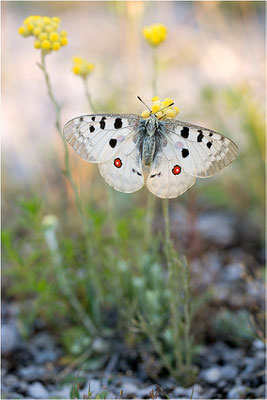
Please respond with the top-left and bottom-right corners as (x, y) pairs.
(2, 195), (204, 385)
(214, 309), (256, 346)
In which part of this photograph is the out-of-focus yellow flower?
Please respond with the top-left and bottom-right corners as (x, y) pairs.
(72, 57), (95, 78)
(142, 24), (167, 46)
(141, 97), (179, 120)
(18, 15), (67, 53)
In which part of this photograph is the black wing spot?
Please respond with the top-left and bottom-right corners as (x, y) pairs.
(181, 127), (189, 138)
(207, 141), (212, 149)
(80, 117), (83, 122)
(90, 126), (95, 133)
(182, 148), (189, 158)
(197, 130), (204, 142)
(209, 132), (213, 137)
(91, 116), (95, 121)
(109, 139), (117, 148)
(114, 118), (122, 129)
(151, 173), (157, 178)
(100, 117), (106, 129)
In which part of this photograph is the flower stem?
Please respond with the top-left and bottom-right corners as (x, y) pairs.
(38, 51), (85, 224)
(152, 47), (158, 96)
(84, 77), (97, 113)
(162, 199), (171, 267)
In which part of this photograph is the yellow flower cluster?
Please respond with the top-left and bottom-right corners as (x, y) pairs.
(142, 24), (167, 46)
(141, 97), (179, 120)
(72, 57), (95, 78)
(18, 15), (68, 51)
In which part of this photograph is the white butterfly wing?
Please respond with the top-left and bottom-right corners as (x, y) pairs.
(164, 120), (238, 177)
(99, 136), (144, 194)
(146, 142), (196, 199)
(63, 114), (141, 163)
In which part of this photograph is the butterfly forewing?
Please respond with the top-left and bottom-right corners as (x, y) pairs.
(164, 119), (238, 178)
(63, 114), (141, 163)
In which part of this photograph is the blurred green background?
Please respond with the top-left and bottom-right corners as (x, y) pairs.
(2, 0), (265, 388)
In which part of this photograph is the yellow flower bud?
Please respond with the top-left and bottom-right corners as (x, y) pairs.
(52, 17), (61, 23)
(36, 20), (45, 28)
(33, 27), (42, 36)
(39, 32), (48, 41)
(34, 40), (41, 49)
(151, 96), (159, 102)
(41, 40), (51, 50)
(27, 24), (34, 32)
(43, 16), (51, 24)
(162, 98), (173, 107)
(18, 26), (25, 35)
(52, 42), (61, 51)
(141, 110), (150, 119)
(49, 32), (59, 41)
(73, 65), (81, 74)
(45, 25), (53, 33)
(73, 56), (82, 63)
(151, 104), (160, 113)
(60, 30), (67, 37)
(142, 24), (167, 46)
(60, 37), (68, 46)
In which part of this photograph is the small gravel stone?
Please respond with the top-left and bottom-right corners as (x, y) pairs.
(4, 374), (19, 389)
(2, 323), (21, 355)
(201, 367), (222, 384)
(227, 385), (249, 399)
(121, 382), (138, 396)
(220, 365), (238, 380)
(221, 263), (244, 282)
(196, 214), (236, 246)
(27, 382), (49, 399)
(172, 387), (188, 397)
(252, 339), (265, 351)
(18, 365), (47, 381)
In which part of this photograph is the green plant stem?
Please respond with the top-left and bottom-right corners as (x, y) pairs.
(152, 47), (158, 96)
(38, 51), (84, 224)
(83, 77), (97, 113)
(162, 199), (171, 267)
(38, 51), (97, 335)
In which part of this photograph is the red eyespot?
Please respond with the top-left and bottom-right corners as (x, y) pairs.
(114, 158), (122, 168)
(172, 165), (181, 175)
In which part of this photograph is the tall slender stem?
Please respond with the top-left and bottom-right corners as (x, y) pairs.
(84, 77), (97, 113)
(162, 199), (171, 267)
(39, 51), (85, 225)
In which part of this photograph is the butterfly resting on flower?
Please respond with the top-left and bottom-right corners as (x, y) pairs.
(63, 98), (238, 199)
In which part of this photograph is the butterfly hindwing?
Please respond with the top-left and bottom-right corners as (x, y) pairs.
(63, 114), (141, 163)
(99, 136), (144, 194)
(164, 119), (238, 177)
(146, 142), (196, 199)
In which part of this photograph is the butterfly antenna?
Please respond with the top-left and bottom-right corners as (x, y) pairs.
(137, 96), (152, 113)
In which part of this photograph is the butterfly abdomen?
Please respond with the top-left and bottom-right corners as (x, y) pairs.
(143, 136), (156, 167)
